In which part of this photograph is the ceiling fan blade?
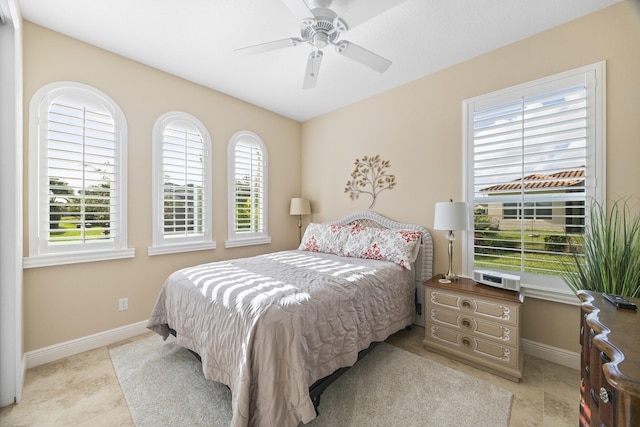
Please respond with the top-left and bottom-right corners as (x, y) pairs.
(334, 0), (408, 31)
(235, 38), (302, 55)
(281, 0), (314, 22)
(303, 50), (323, 89)
(335, 41), (391, 73)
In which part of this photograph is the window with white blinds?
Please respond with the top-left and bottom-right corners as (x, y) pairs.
(226, 131), (270, 247)
(26, 82), (133, 268)
(463, 62), (605, 302)
(149, 112), (214, 255)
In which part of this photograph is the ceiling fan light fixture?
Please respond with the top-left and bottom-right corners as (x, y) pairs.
(312, 32), (329, 49)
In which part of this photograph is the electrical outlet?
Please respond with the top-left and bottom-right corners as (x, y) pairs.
(119, 297), (128, 311)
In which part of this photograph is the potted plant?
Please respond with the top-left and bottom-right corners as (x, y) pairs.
(563, 199), (640, 298)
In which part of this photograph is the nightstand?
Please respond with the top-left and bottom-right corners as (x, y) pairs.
(423, 274), (524, 382)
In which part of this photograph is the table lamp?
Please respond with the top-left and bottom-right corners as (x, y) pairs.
(289, 198), (311, 243)
(434, 199), (471, 283)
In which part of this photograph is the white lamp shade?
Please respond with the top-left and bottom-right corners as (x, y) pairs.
(289, 198), (311, 215)
(434, 201), (471, 231)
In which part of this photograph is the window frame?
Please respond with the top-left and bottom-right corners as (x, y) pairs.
(462, 62), (606, 304)
(148, 111), (215, 256)
(25, 81), (134, 268)
(503, 202), (553, 221)
(225, 130), (270, 248)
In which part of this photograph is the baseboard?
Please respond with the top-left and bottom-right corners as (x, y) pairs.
(522, 338), (580, 370)
(25, 320), (149, 369)
(24, 321), (580, 372)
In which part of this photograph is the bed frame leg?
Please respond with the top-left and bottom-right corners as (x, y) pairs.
(311, 394), (321, 416)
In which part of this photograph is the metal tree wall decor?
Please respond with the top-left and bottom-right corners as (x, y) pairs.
(344, 155), (397, 209)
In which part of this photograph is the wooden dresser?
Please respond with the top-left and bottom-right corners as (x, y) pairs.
(423, 275), (524, 382)
(577, 290), (640, 427)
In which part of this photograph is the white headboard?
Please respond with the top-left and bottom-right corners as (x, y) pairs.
(326, 211), (433, 283)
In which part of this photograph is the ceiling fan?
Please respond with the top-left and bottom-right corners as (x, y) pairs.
(236, 0), (408, 89)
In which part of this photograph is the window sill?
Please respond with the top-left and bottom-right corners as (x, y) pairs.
(460, 264), (582, 306)
(148, 241), (217, 256)
(520, 283), (581, 306)
(24, 248), (136, 268)
(224, 236), (272, 248)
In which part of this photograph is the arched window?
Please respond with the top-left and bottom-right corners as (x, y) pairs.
(226, 131), (270, 247)
(26, 82), (133, 267)
(149, 112), (214, 255)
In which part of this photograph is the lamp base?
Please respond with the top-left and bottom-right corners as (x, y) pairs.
(442, 231), (460, 283)
(439, 274), (460, 284)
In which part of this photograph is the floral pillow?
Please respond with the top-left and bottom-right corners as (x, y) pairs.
(298, 223), (350, 255)
(343, 225), (422, 270)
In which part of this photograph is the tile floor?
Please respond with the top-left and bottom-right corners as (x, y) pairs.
(0, 326), (579, 426)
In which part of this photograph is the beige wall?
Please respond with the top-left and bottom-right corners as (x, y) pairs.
(22, 23), (302, 352)
(301, 2), (640, 353)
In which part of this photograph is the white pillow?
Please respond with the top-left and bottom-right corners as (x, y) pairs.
(299, 223), (349, 255)
(343, 225), (422, 270)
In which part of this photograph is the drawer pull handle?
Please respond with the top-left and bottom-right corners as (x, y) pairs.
(461, 318), (472, 328)
(461, 337), (472, 348)
(461, 300), (472, 309)
(599, 387), (611, 404)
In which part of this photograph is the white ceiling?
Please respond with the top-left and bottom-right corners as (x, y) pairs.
(19, 0), (621, 122)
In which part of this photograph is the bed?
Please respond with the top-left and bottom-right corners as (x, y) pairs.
(147, 211), (433, 427)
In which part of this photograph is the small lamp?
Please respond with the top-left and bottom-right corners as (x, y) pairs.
(289, 198), (311, 243)
(434, 199), (471, 283)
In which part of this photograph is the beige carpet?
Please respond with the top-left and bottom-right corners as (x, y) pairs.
(110, 335), (512, 426)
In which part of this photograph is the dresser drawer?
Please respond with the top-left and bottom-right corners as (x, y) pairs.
(427, 287), (519, 326)
(425, 323), (519, 370)
(428, 307), (519, 346)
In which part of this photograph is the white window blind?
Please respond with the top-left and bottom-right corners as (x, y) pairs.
(463, 63), (605, 302)
(162, 126), (206, 237)
(47, 101), (117, 244)
(226, 131), (270, 247)
(26, 82), (133, 268)
(149, 112), (213, 255)
(233, 141), (264, 233)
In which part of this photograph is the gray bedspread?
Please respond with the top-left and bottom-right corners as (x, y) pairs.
(147, 250), (415, 427)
